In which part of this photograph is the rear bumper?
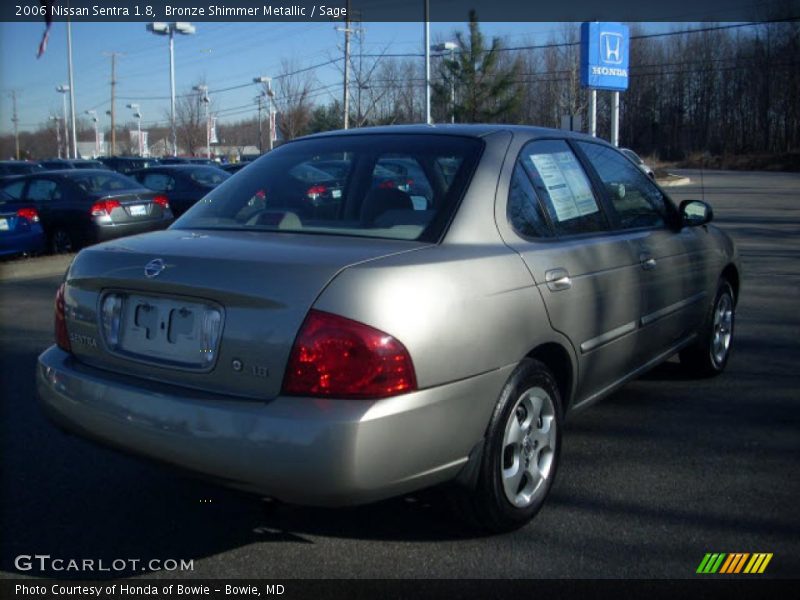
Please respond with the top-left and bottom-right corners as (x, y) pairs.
(92, 217), (173, 243)
(37, 346), (509, 506)
(0, 228), (46, 256)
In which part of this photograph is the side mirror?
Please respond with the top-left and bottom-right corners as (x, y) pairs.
(680, 199), (713, 227)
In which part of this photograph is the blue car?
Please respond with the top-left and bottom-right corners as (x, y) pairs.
(0, 190), (46, 257)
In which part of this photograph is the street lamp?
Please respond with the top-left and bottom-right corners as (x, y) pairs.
(432, 41), (459, 124)
(126, 103), (143, 156)
(192, 85), (211, 159)
(56, 85), (70, 158)
(49, 115), (62, 158)
(85, 110), (99, 157)
(253, 76), (275, 151)
(146, 21), (196, 157)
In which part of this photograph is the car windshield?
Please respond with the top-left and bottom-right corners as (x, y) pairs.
(188, 167), (230, 186)
(71, 172), (141, 193)
(172, 134), (483, 242)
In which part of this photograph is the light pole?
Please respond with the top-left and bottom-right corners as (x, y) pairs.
(253, 77), (275, 151)
(56, 85), (70, 158)
(147, 21), (196, 157)
(432, 41), (458, 124)
(193, 85), (210, 158)
(85, 110), (99, 157)
(424, 0), (431, 125)
(49, 115), (62, 158)
(127, 103), (143, 156)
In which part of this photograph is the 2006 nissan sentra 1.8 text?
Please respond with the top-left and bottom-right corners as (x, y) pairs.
(37, 125), (740, 532)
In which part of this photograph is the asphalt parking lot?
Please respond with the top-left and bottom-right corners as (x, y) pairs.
(1, 169), (798, 579)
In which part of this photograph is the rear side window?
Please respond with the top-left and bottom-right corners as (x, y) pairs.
(577, 142), (668, 229)
(507, 163), (552, 238)
(173, 134), (483, 242)
(188, 168), (229, 186)
(141, 173), (175, 191)
(27, 179), (62, 202)
(519, 140), (608, 236)
(71, 172), (139, 193)
(2, 180), (25, 199)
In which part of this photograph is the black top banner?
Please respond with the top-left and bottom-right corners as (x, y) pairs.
(3, 0), (800, 22)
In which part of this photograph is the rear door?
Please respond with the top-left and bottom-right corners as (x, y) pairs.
(503, 139), (645, 403)
(22, 177), (67, 232)
(575, 141), (709, 362)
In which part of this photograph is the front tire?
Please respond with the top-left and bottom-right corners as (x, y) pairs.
(454, 359), (563, 533)
(680, 279), (736, 377)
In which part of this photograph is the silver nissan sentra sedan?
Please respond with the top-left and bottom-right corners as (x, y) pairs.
(37, 125), (740, 532)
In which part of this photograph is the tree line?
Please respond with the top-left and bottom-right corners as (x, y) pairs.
(3, 16), (797, 163)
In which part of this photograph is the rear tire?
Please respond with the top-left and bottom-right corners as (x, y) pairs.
(452, 359), (562, 533)
(49, 228), (74, 254)
(680, 279), (736, 377)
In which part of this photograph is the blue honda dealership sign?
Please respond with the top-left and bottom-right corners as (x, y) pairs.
(580, 22), (630, 91)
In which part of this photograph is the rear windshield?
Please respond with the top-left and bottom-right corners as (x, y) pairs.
(70, 172), (141, 193)
(172, 134), (483, 242)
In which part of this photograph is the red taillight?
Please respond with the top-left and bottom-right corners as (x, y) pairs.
(55, 283), (71, 352)
(378, 179), (396, 189)
(90, 199), (121, 216)
(282, 310), (417, 399)
(153, 194), (169, 209)
(16, 207), (39, 223)
(306, 185), (328, 198)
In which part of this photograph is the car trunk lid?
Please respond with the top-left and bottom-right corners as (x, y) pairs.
(62, 228), (428, 400)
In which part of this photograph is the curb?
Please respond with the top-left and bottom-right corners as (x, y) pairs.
(656, 176), (692, 187)
(0, 254), (75, 282)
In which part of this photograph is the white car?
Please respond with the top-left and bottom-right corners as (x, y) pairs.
(620, 148), (655, 180)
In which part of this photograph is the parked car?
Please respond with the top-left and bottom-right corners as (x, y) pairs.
(0, 160), (44, 183)
(157, 157), (220, 167)
(99, 156), (160, 174)
(0, 190), (45, 257)
(130, 165), (230, 217)
(1, 169), (173, 253)
(39, 159), (110, 171)
(37, 125), (740, 532)
(220, 162), (252, 175)
(620, 148), (656, 179)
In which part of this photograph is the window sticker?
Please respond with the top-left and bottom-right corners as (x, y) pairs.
(530, 152), (598, 221)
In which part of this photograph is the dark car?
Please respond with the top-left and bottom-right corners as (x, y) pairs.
(0, 160), (44, 183)
(157, 157), (220, 167)
(39, 159), (111, 171)
(0, 189), (46, 257)
(99, 156), (160, 174)
(0, 169), (173, 253)
(220, 162), (252, 175)
(130, 165), (230, 217)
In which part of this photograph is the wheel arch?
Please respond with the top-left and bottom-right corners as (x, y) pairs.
(721, 263), (740, 304)
(525, 341), (575, 414)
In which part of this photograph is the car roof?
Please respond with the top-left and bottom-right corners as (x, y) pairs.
(297, 123), (605, 144)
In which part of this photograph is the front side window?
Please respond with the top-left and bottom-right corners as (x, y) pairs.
(173, 134), (483, 242)
(142, 173), (175, 192)
(519, 140), (608, 236)
(188, 167), (229, 186)
(577, 142), (668, 230)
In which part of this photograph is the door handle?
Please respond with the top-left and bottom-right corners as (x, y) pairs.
(639, 253), (657, 270)
(545, 268), (572, 291)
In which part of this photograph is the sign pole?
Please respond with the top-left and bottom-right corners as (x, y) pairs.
(589, 89), (597, 137)
(611, 91), (619, 146)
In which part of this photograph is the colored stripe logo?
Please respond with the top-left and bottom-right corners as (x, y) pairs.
(697, 553), (773, 574)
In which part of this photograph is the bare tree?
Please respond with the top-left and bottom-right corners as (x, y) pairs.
(272, 59), (315, 141)
(174, 82), (206, 155)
